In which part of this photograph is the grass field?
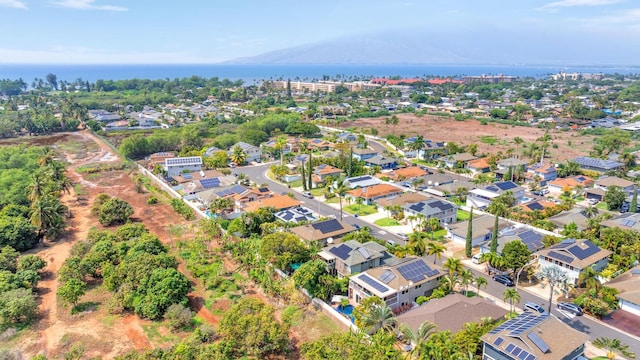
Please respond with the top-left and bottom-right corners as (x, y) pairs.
(374, 217), (401, 226)
(344, 204), (378, 216)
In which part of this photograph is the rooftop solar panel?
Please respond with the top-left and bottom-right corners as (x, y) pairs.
(183, 173), (192, 179)
(358, 247), (371, 259)
(329, 244), (352, 260)
(397, 259), (439, 282)
(548, 250), (573, 264)
(527, 332), (550, 353)
(495, 181), (518, 191)
(199, 178), (221, 189)
(359, 274), (389, 293)
(527, 202), (544, 211)
(505, 344), (515, 353)
(312, 219), (344, 234)
(567, 240), (600, 260)
(379, 270), (396, 284)
(494, 337), (504, 346)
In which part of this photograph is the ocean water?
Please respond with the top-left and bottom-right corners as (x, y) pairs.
(0, 64), (638, 84)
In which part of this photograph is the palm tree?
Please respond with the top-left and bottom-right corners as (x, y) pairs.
(30, 194), (68, 239)
(443, 257), (462, 292)
(332, 180), (350, 221)
(513, 137), (524, 159)
(274, 135), (287, 165)
(424, 217), (441, 241)
(363, 303), (397, 334)
(536, 265), (568, 314)
(408, 231), (428, 256)
(427, 242), (446, 264)
(577, 266), (602, 297)
(400, 321), (436, 359)
(583, 205), (599, 219)
(475, 276), (488, 297)
(230, 145), (247, 166)
(503, 288), (521, 314)
(460, 269), (474, 296)
(592, 337), (637, 360)
(27, 172), (50, 203)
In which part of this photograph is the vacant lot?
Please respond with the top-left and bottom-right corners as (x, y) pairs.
(338, 113), (596, 162)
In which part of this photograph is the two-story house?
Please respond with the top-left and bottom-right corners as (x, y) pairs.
(318, 240), (399, 278)
(164, 156), (203, 177)
(466, 181), (524, 210)
(536, 239), (611, 285)
(594, 175), (636, 195)
(365, 155), (400, 170)
(548, 175), (593, 193)
(229, 141), (262, 163)
(343, 175), (383, 189)
(312, 164), (343, 187)
(402, 199), (457, 226)
(526, 163), (558, 186)
(349, 257), (443, 310)
(289, 218), (356, 246)
(438, 152), (478, 169)
(573, 156), (623, 174)
(481, 312), (588, 360)
(479, 227), (547, 255)
(352, 147), (378, 161)
(495, 157), (528, 180)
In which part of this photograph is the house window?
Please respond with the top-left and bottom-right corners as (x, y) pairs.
(414, 284), (422, 290)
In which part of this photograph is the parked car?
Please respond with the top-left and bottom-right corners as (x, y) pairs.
(532, 190), (544, 196)
(302, 191), (313, 199)
(557, 302), (583, 316)
(524, 301), (547, 315)
(588, 198), (598, 205)
(352, 224), (361, 230)
(396, 233), (409, 240)
(492, 275), (515, 287)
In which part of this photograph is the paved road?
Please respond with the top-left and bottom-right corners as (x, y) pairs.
(236, 162), (640, 355)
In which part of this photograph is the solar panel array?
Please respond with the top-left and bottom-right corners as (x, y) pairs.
(494, 181), (518, 191)
(518, 230), (544, 252)
(527, 332), (550, 353)
(574, 156), (622, 170)
(548, 250), (573, 264)
(216, 184), (248, 197)
(493, 337), (504, 346)
(527, 202), (544, 211)
(357, 247), (371, 259)
(329, 244), (352, 260)
(557, 239), (576, 248)
(621, 219), (637, 227)
(312, 219), (344, 234)
(488, 312), (547, 335)
(397, 259), (439, 282)
(567, 240), (600, 260)
(350, 176), (373, 183)
(199, 178), (221, 189)
(379, 270), (396, 284)
(183, 173), (193, 179)
(504, 343), (537, 360)
(359, 274), (389, 293)
(165, 156), (202, 166)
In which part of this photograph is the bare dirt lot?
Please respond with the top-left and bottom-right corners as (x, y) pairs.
(1, 131), (199, 358)
(337, 114), (595, 162)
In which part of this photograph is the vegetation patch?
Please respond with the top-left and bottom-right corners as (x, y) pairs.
(374, 217), (400, 226)
(343, 204), (378, 215)
(479, 136), (498, 145)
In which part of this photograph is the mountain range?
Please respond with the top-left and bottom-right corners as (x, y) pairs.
(223, 30), (640, 66)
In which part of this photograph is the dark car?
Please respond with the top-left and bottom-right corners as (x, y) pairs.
(493, 275), (515, 287)
(557, 302), (583, 316)
(352, 224), (361, 230)
(532, 190), (544, 196)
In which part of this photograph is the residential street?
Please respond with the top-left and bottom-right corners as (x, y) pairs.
(235, 161), (640, 356)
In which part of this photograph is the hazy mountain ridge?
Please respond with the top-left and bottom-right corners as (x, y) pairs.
(222, 30), (640, 66)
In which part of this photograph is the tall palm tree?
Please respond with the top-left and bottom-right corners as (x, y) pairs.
(475, 276), (488, 297)
(425, 217), (441, 241)
(592, 337), (637, 360)
(577, 266), (602, 297)
(363, 303), (397, 334)
(332, 180), (350, 221)
(230, 145), (247, 166)
(513, 137), (524, 159)
(27, 172), (49, 203)
(443, 257), (462, 293)
(583, 205), (599, 219)
(459, 269), (474, 296)
(427, 242), (446, 264)
(274, 135), (287, 165)
(400, 321), (436, 359)
(503, 288), (521, 314)
(30, 194), (67, 239)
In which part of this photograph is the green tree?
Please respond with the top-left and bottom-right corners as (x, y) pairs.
(459, 269), (474, 296)
(17, 254), (47, 273)
(503, 288), (521, 314)
(361, 302), (397, 334)
(0, 216), (39, 251)
(0, 288), (37, 329)
(259, 232), (310, 270)
(230, 145), (247, 166)
(57, 278), (86, 307)
(0, 246), (20, 272)
(604, 186), (626, 211)
(592, 337), (637, 360)
(427, 241), (446, 264)
(475, 276), (488, 296)
(98, 198), (134, 226)
(577, 266), (602, 297)
(631, 190), (638, 213)
(164, 303), (194, 330)
(465, 207), (474, 258)
(400, 321), (436, 359)
(536, 265), (568, 314)
(501, 240), (532, 276)
(218, 298), (290, 358)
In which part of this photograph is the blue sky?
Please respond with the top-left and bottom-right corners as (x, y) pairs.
(0, 0), (638, 64)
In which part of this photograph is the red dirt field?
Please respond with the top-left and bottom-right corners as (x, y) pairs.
(336, 113), (596, 162)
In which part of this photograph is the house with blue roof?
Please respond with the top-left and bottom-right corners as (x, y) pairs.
(402, 199), (457, 226)
(573, 156), (623, 173)
(274, 207), (317, 224)
(479, 227), (548, 255)
(352, 147), (378, 161)
(365, 155), (400, 170)
(343, 175), (382, 189)
(466, 181), (524, 209)
(318, 240), (399, 278)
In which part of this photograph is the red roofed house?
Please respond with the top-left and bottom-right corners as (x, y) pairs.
(346, 184), (404, 205)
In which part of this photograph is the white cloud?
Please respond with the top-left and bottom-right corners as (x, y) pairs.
(0, 0), (27, 9)
(541, 0), (623, 9)
(51, 0), (127, 11)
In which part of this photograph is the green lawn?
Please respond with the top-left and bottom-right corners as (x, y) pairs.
(344, 204), (378, 216)
(457, 209), (471, 221)
(310, 187), (326, 197)
(288, 179), (303, 188)
(374, 217), (401, 226)
(596, 202), (609, 211)
(326, 197), (339, 204)
(432, 229), (447, 241)
(480, 136), (498, 145)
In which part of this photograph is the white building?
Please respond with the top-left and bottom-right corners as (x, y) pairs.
(230, 141), (262, 163)
(535, 239), (611, 285)
(164, 156), (203, 177)
(349, 257), (443, 310)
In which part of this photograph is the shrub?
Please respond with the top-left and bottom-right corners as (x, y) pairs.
(146, 196), (159, 205)
(164, 303), (194, 330)
(98, 198), (134, 226)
